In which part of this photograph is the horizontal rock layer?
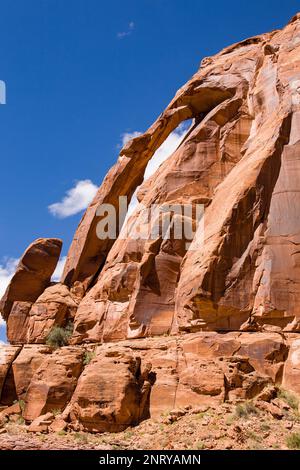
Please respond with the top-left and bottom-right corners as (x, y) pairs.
(1, 14), (300, 434)
(0, 332), (300, 431)
(2, 16), (300, 343)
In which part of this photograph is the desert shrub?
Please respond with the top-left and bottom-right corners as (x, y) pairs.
(235, 401), (259, 418)
(194, 412), (206, 420)
(278, 388), (299, 410)
(16, 416), (25, 425)
(247, 430), (261, 442)
(225, 413), (236, 425)
(5, 423), (26, 435)
(83, 351), (96, 366)
(123, 431), (134, 440)
(51, 408), (61, 416)
(13, 399), (25, 412)
(74, 432), (89, 443)
(195, 441), (205, 450)
(248, 442), (265, 450)
(260, 422), (271, 432)
(46, 322), (73, 348)
(286, 432), (300, 449)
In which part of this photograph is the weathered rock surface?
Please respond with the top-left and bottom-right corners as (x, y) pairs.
(282, 336), (300, 396)
(28, 412), (54, 433)
(0, 238), (62, 342)
(26, 284), (79, 344)
(0, 346), (21, 401)
(66, 14), (300, 343)
(1, 15), (300, 435)
(0, 331), (299, 432)
(23, 347), (83, 421)
(12, 345), (51, 399)
(6, 302), (32, 345)
(2, 16), (300, 344)
(67, 351), (144, 432)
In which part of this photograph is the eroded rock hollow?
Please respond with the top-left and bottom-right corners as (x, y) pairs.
(1, 14), (300, 433)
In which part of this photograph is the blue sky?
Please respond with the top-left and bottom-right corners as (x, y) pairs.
(0, 0), (299, 341)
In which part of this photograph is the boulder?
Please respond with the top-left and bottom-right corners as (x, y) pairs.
(6, 302), (32, 344)
(0, 402), (21, 418)
(28, 412), (54, 432)
(48, 417), (67, 433)
(255, 400), (284, 419)
(236, 333), (288, 382)
(12, 345), (50, 400)
(68, 350), (144, 432)
(0, 345), (21, 403)
(23, 347), (83, 421)
(26, 284), (79, 343)
(0, 238), (62, 321)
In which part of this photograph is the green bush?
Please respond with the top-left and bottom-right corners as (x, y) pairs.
(286, 432), (300, 449)
(247, 430), (261, 442)
(83, 351), (96, 366)
(74, 432), (89, 443)
(278, 388), (299, 410)
(260, 423), (271, 432)
(195, 441), (205, 450)
(16, 416), (25, 425)
(225, 413), (236, 425)
(235, 401), (259, 418)
(13, 399), (25, 412)
(46, 323), (73, 349)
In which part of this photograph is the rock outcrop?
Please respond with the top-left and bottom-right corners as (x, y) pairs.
(1, 14), (300, 434)
(0, 238), (62, 344)
(23, 347), (83, 421)
(0, 332), (299, 432)
(69, 13), (300, 342)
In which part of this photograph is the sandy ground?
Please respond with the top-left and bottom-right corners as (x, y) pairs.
(1, 398), (300, 450)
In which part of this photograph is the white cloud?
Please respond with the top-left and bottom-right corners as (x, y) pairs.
(124, 189), (139, 221)
(0, 258), (19, 298)
(117, 21), (135, 39)
(48, 180), (98, 218)
(123, 121), (191, 219)
(0, 258), (18, 342)
(51, 256), (67, 282)
(119, 131), (142, 147)
(144, 122), (190, 180)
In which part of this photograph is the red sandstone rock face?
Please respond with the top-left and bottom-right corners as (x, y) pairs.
(0, 346), (20, 401)
(12, 345), (51, 400)
(0, 332), (296, 431)
(65, 15), (300, 343)
(23, 347), (83, 421)
(6, 302), (32, 345)
(282, 336), (300, 396)
(0, 238), (62, 343)
(2, 17), (300, 344)
(26, 284), (79, 344)
(67, 351), (144, 432)
(1, 15), (300, 434)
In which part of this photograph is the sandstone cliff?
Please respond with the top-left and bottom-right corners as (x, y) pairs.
(1, 14), (300, 434)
